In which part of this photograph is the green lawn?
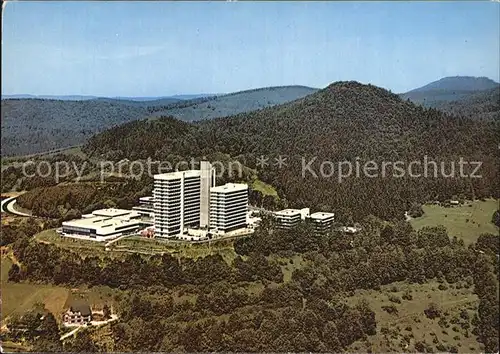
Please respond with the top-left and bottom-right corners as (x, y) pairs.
(1, 257), (122, 323)
(410, 199), (499, 244)
(250, 178), (278, 197)
(346, 280), (481, 352)
(1, 258), (70, 321)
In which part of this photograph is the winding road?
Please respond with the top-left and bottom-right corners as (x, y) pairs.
(0, 197), (31, 217)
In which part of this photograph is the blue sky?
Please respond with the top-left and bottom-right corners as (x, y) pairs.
(2, 1), (499, 96)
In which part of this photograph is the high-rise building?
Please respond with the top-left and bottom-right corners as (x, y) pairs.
(210, 183), (248, 233)
(200, 161), (216, 228)
(153, 170), (201, 238)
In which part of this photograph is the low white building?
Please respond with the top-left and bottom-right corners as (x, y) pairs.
(339, 226), (361, 234)
(132, 196), (155, 217)
(61, 208), (143, 241)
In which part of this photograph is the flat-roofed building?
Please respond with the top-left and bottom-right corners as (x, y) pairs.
(210, 183), (248, 233)
(139, 196), (154, 207)
(273, 208), (310, 229)
(132, 196), (154, 217)
(154, 170), (201, 238)
(308, 212), (335, 233)
(61, 209), (142, 241)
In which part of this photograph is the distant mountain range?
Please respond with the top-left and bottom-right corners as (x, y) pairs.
(400, 76), (499, 119)
(2, 77), (498, 156)
(1, 93), (218, 101)
(1, 86), (317, 156)
(400, 76), (499, 104)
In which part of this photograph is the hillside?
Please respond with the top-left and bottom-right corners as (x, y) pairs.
(401, 76), (499, 106)
(148, 85), (319, 121)
(428, 87), (500, 120)
(1, 99), (151, 156)
(1, 86), (317, 156)
(85, 81), (500, 220)
(92, 97), (182, 107)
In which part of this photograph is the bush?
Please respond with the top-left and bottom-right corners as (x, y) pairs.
(402, 290), (413, 301)
(388, 295), (402, 304)
(382, 305), (398, 315)
(438, 283), (448, 291)
(425, 303), (442, 319)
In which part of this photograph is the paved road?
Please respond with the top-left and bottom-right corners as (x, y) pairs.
(104, 234), (133, 248)
(0, 197), (31, 217)
(60, 327), (81, 341)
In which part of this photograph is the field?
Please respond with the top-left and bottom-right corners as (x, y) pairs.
(346, 280), (481, 352)
(410, 199), (499, 244)
(1, 257), (119, 324)
(1, 257), (69, 321)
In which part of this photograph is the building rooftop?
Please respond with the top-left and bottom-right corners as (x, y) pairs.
(154, 170), (201, 180)
(92, 208), (132, 217)
(309, 212), (335, 220)
(139, 196), (154, 202)
(211, 183), (248, 193)
(274, 209), (302, 216)
(67, 299), (91, 316)
(340, 226), (360, 234)
(63, 216), (139, 228)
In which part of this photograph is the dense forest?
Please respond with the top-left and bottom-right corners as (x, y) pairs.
(427, 88), (500, 121)
(4, 216), (499, 352)
(1, 99), (150, 156)
(1, 86), (316, 156)
(84, 81), (500, 221)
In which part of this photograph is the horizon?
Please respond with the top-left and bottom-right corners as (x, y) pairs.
(2, 1), (499, 96)
(2, 75), (500, 99)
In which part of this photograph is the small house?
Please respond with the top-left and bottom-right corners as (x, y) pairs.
(63, 299), (92, 326)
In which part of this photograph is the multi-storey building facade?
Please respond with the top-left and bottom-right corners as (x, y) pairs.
(153, 170), (201, 238)
(200, 161), (216, 228)
(307, 212), (335, 233)
(210, 183), (248, 233)
(273, 208), (310, 229)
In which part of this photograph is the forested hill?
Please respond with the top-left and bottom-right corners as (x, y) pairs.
(148, 85), (319, 121)
(424, 87), (500, 120)
(1, 85), (317, 156)
(1, 99), (150, 156)
(85, 81), (499, 220)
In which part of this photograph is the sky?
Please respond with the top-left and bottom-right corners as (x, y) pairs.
(2, 1), (499, 96)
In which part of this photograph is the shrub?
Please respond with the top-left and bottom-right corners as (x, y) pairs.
(382, 305), (398, 315)
(425, 303), (442, 319)
(402, 290), (413, 301)
(389, 295), (402, 304)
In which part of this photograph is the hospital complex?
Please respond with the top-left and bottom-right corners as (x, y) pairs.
(61, 161), (338, 242)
